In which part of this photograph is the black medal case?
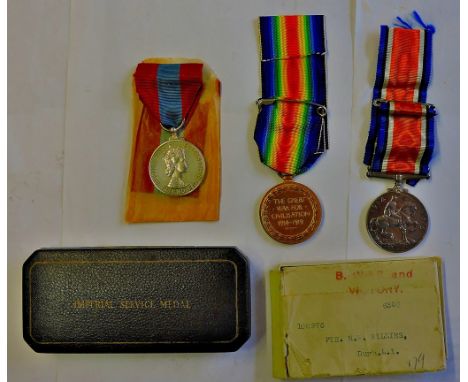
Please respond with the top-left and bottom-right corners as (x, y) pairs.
(23, 247), (250, 353)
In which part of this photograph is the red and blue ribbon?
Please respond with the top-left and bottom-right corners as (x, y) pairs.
(134, 63), (203, 128)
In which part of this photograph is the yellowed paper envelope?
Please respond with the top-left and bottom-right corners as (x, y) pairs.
(271, 257), (446, 379)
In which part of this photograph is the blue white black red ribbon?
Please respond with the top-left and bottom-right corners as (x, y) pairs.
(364, 12), (436, 185)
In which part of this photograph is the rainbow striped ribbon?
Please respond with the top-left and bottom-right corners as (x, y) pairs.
(254, 15), (327, 176)
(364, 13), (436, 185)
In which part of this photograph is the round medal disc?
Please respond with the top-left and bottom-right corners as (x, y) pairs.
(149, 138), (206, 196)
(366, 190), (428, 253)
(259, 181), (322, 244)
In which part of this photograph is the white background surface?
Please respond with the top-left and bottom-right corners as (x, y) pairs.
(8, 0), (459, 381)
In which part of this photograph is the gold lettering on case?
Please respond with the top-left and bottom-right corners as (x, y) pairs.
(159, 299), (191, 309)
(71, 299), (192, 310)
(119, 300), (155, 309)
(72, 299), (114, 309)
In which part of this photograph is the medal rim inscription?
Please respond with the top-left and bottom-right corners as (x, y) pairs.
(259, 181), (322, 245)
(366, 190), (429, 253)
(148, 138), (206, 196)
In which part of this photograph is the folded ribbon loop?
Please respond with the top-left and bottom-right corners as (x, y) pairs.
(255, 15), (328, 176)
(364, 17), (436, 185)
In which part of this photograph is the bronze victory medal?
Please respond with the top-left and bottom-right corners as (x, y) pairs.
(259, 181), (322, 244)
(366, 190), (428, 253)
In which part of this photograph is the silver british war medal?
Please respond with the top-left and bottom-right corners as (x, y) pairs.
(364, 13), (437, 253)
(366, 174), (429, 253)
